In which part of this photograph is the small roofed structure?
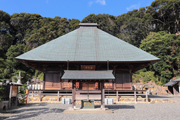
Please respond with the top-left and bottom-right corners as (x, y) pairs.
(164, 78), (180, 95)
(16, 23), (159, 110)
(0, 81), (22, 109)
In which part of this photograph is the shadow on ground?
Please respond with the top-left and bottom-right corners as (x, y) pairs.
(148, 95), (171, 98)
(0, 116), (9, 120)
(95, 105), (135, 111)
(1, 104), (65, 120)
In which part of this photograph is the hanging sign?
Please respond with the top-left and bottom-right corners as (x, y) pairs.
(11, 86), (18, 97)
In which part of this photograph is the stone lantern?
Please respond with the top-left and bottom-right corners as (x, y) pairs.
(17, 71), (23, 84)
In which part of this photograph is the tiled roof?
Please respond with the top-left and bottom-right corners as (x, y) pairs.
(62, 70), (115, 80)
(16, 23), (159, 62)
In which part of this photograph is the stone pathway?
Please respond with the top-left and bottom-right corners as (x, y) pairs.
(1, 95), (180, 120)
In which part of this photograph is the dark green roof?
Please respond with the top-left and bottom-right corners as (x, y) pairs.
(62, 70), (115, 80)
(16, 23), (159, 62)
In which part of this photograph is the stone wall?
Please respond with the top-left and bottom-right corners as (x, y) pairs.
(28, 95), (178, 104)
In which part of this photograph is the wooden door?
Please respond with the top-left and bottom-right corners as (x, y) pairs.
(122, 74), (131, 90)
(81, 82), (96, 90)
(116, 73), (132, 90)
(116, 74), (123, 90)
(52, 73), (60, 88)
(45, 72), (60, 89)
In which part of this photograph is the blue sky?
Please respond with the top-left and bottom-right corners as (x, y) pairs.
(0, 0), (155, 21)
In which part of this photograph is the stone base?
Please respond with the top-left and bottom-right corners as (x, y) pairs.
(28, 95), (178, 104)
(0, 101), (9, 111)
(63, 107), (113, 113)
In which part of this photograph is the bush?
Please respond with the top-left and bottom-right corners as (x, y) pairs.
(133, 71), (156, 83)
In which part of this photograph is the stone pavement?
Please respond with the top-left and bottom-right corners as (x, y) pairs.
(1, 95), (180, 120)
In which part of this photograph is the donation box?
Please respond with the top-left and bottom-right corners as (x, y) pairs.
(81, 100), (94, 109)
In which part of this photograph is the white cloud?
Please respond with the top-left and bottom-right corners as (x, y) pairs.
(88, 0), (106, 6)
(126, 3), (140, 11)
(88, 1), (93, 6)
(96, 0), (106, 5)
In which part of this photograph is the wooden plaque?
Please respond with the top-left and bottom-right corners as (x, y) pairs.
(11, 86), (18, 97)
(81, 65), (96, 70)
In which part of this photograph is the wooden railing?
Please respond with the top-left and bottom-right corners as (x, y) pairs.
(27, 89), (148, 103)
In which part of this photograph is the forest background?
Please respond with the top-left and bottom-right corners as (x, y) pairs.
(0, 0), (180, 86)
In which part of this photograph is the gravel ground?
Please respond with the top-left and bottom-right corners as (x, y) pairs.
(1, 95), (180, 120)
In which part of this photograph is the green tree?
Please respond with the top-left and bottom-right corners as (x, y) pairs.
(147, 0), (180, 34)
(10, 13), (43, 44)
(81, 14), (117, 36)
(132, 71), (156, 83)
(25, 17), (70, 48)
(69, 19), (80, 31)
(0, 10), (13, 58)
(140, 31), (180, 84)
(5, 44), (34, 83)
(116, 8), (154, 47)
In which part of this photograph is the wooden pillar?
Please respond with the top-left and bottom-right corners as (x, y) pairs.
(32, 91), (34, 97)
(116, 90), (118, 103)
(43, 72), (46, 90)
(61, 81), (62, 90)
(39, 90), (41, 102)
(74, 82), (76, 107)
(9, 86), (12, 108)
(59, 66), (63, 90)
(114, 79), (116, 90)
(72, 81), (76, 109)
(130, 70), (133, 90)
(87, 81), (89, 101)
(72, 81), (74, 109)
(27, 90), (29, 103)
(57, 91), (59, 101)
(101, 82), (105, 109)
(113, 66), (116, 90)
(134, 90), (137, 102)
(15, 86), (18, 106)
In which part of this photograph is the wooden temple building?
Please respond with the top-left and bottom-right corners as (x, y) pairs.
(16, 23), (159, 109)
